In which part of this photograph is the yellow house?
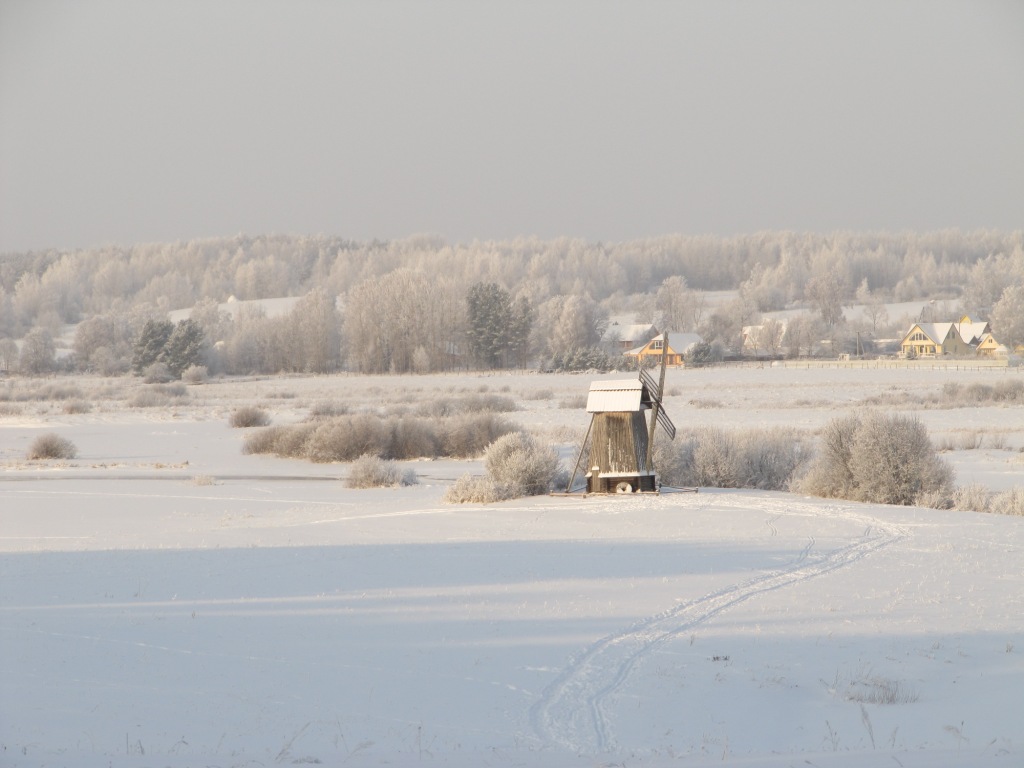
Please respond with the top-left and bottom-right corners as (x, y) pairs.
(975, 332), (1008, 357)
(953, 315), (991, 346)
(625, 333), (702, 367)
(900, 323), (970, 357)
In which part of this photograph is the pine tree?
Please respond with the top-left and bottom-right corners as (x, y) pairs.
(466, 282), (512, 369)
(163, 319), (206, 377)
(132, 319), (174, 374)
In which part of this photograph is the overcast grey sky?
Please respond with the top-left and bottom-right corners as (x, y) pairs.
(1, 1), (1021, 253)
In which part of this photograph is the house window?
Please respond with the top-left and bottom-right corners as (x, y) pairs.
(652, 340), (663, 350)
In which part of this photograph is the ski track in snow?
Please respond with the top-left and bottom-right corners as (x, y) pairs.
(529, 496), (907, 753)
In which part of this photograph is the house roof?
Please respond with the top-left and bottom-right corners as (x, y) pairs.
(904, 322), (957, 345)
(665, 332), (703, 352)
(955, 320), (990, 345)
(586, 379), (651, 413)
(625, 332), (703, 356)
(602, 322), (658, 344)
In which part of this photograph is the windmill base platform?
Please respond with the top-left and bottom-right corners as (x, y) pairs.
(585, 471), (658, 494)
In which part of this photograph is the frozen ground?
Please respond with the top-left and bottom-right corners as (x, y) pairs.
(1, 366), (1022, 767)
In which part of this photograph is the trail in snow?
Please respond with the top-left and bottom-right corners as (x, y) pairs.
(529, 498), (906, 753)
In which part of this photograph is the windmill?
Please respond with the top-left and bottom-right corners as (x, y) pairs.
(565, 333), (676, 494)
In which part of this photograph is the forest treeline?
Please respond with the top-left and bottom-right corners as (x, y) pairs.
(1, 230), (1022, 376)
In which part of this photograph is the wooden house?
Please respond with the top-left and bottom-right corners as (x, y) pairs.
(954, 315), (991, 347)
(625, 333), (701, 367)
(899, 323), (970, 357)
(602, 321), (660, 352)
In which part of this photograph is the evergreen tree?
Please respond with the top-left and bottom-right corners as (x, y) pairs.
(131, 319), (174, 374)
(466, 282), (512, 369)
(163, 319), (206, 377)
(507, 296), (534, 369)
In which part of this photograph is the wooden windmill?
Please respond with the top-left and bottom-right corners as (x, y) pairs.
(565, 333), (676, 494)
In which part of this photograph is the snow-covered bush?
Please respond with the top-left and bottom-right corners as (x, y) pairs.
(243, 413), (518, 462)
(799, 412), (953, 505)
(483, 431), (561, 497)
(414, 393), (517, 418)
(345, 454), (418, 489)
(952, 483), (991, 512)
(181, 365), (208, 384)
(229, 406), (271, 428)
(443, 474), (514, 504)
(142, 361), (172, 383)
(26, 433), (77, 460)
(242, 424), (315, 457)
(127, 383), (189, 408)
(440, 413), (518, 458)
(653, 426), (810, 491)
(989, 488), (1024, 516)
(306, 414), (390, 462)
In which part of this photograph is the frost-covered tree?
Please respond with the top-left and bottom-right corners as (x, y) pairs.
(19, 327), (55, 375)
(805, 273), (847, 329)
(856, 279), (889, 334)
(991, 284), (1024, 350)
(655, 275), (694, 331)
(292, 288), (342, 373)
(0, 337), (19, 372)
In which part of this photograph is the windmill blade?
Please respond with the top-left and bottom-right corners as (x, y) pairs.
(638, 367), (660, 399)
(656, 407), (676, 440)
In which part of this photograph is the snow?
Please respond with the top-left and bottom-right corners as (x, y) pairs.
(1, 368), (1022, 767)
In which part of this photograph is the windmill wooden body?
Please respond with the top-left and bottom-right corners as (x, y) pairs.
(567, 334), (677, 494)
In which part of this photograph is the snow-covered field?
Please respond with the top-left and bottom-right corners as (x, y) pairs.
(2, 366), (1022, 767)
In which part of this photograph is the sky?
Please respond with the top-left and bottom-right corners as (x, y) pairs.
(1, 0), (1022, 253)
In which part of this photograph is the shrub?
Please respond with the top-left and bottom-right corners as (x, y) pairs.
(949, 483), (990, 512)
(62, 399), (92, 414)
(142, 361), (173, 383)
(653, 426), (810, 491)
(307, 401), (349, 420)
(27, 433), (77, 460)
(990, 488), (1024, 516)
(992, 379), (1024, 403)
(799, 412), (953, 505)
(128, 383), (189, 408)
(181, 365), (208, 384)
(344, 454), (418, 488)
(443, 474), (514, 504)
(229, 406), (271, 428)
(523, 388), (554, 401)
(389, 417), (441, 459)
(558, 394), (588, 410)
(484, 431), (561, 497)
(306, 414), (389, 462)
(243, 412), (519, 462)
(415, 394), (517, 418)
(192, 474), (216, 486)
(441, 413), (518, 458)
(242, 424), (315, 457)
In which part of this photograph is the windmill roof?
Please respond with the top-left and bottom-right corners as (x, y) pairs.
(586, 379), (650, 413)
